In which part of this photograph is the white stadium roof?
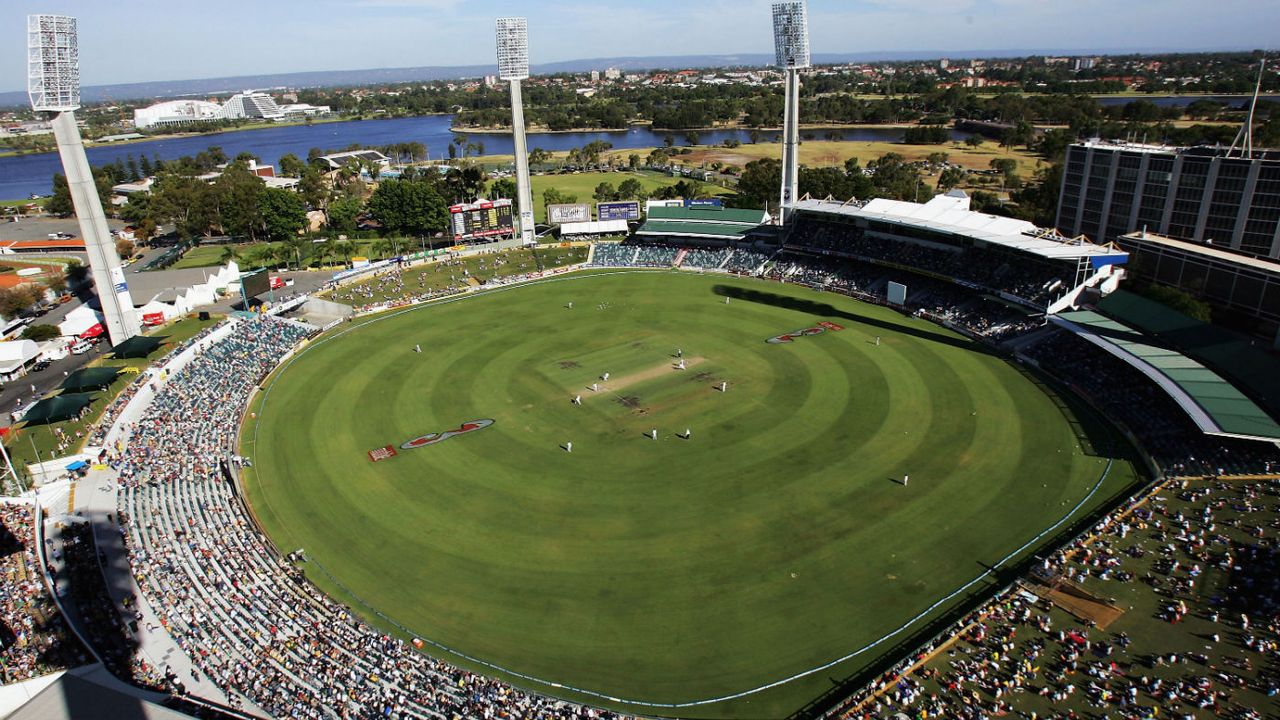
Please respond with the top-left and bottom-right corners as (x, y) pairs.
(790, 194), (1125, 262)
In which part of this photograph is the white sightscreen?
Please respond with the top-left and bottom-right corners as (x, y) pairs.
(888, 281), (907, 306)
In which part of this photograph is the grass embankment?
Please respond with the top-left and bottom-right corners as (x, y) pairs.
(243, 271), (1141, 718)
(4, 314), (222, 476)
(323, 246), (587, 305)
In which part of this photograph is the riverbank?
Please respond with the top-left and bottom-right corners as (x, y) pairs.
(0, 114), (369, 159)
(450, 121), (926, 135)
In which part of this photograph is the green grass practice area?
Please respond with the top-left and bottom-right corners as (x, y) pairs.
(529, 170), (731, 223)
(242, 271), (1142, 717)
(325, 245), (587, 306)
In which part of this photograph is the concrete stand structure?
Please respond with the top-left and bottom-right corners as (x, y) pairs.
(497, 18), (536, 246)
(29, 15), (138, 345)
(772, 2), (810, 225)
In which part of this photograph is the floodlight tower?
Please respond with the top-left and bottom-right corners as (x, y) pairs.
(28, 15), (139, 345)
(496, 17), (536, 246)
(772, 2), (810, 225)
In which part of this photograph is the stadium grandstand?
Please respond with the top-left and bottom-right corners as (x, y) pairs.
(634, 205), (770, 243)
(3, 228), (1279, 720)
(785, 192), (1129, 312)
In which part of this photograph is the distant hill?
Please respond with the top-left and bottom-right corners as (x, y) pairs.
(0, 47), (1209, 108)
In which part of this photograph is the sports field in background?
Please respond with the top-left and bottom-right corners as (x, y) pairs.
(241, 270), (1142, 718)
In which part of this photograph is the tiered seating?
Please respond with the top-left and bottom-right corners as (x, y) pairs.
(588, 244), (636, 267)
(723, 249), (772, 274)
(633, 245), (679, 268)
(785, 215), (1074, 307)
(680, 247), (730, 269)
(0, 504), (86, 683)
(1021, 331), (1280, 476)
(111, 316), (626, 719)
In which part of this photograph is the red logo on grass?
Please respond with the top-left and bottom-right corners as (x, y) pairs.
(767, 321), (844, 344)
(368, 445), (398, 462)
(400, 419), (495, 450)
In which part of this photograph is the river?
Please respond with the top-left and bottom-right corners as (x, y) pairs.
(0, 115), (967, 201)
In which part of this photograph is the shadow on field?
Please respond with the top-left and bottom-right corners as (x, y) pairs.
(712, 285), (992, 355)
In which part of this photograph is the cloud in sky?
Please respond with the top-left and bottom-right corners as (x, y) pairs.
(2, 0), (1277, 90)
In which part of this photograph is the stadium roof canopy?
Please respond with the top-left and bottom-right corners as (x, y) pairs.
(1050, 310), (1280, 442)
(790, 194), (1128, 263)
(636, 206), (769, 241)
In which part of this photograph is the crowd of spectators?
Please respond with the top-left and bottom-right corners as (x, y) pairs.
(101, 315), (629, 719)
(113, 318), (313, 487)
(0, 503), (85, 683)
(1021, 331), (1280, 477)
(836, 478), (1279, 720)
(679, 247), (729, 269)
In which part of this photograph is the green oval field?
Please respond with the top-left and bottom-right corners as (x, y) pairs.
(242, 270), (1141, 717)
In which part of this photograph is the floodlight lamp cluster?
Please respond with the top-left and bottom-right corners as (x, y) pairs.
(27, 14), (80, 112)
(772, 2), (811, 70)
(495, 17), (529, 81)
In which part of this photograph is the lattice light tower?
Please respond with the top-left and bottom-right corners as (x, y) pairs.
(497, 17), (536, 245)
(773, 1), (810, 225)
(28, 15), (140, 346)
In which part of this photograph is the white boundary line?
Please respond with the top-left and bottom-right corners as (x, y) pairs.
(250, 268), (1122, 709)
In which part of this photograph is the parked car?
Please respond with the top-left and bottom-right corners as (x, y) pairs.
(70, 340), (92, 354)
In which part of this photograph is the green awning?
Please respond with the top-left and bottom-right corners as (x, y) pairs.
(60, 367), (121, 393)
(22, 393), (95, 425)
(109, 335), (164, 359)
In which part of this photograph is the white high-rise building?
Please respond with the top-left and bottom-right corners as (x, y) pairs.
(221, 91), (284, 121)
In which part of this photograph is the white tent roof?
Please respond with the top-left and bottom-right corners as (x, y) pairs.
(790, 195), (1125, 261)
(58, 305), (105, 337)
(0, 340), (39, 373)
(560, 220), (629, 235)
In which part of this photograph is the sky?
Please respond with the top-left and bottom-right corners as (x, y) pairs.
(4, 0), (1278, 91)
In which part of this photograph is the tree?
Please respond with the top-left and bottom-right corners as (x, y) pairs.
(47, 174), (74, 217)
(116, 239), (135, 259)
(278, 153), (307, 178)
(528, 148), (552, 167)
(489, 177), (517, 200)
(593, 182), (618, 202)
(298, 167), (328, 209)
(685, 131), (701, 146)
(0, 287), (40, 319)
(136, 218), (158, 244)
(151, 173), (218, 239)
(1140, 284), (1212, 323)
(326, 195), (363, 232)
(989, 157), (1019, 177)
(735, 158), (782, 208)
(260, 187), (308, 242)
(64, 261), (89, 286)
(21, 324), (60, 341)
(964, 135), (985, 148)
(617, 178), (646, 200)
(219, 245), (241, 265)
(542, 187), (578, 207)
(212, 162), (267, 240)
(937, 167), (966, 190)
(334, 239), (358, 266)
(627, 153), (641, 170)
(366, 179), (448, 236)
